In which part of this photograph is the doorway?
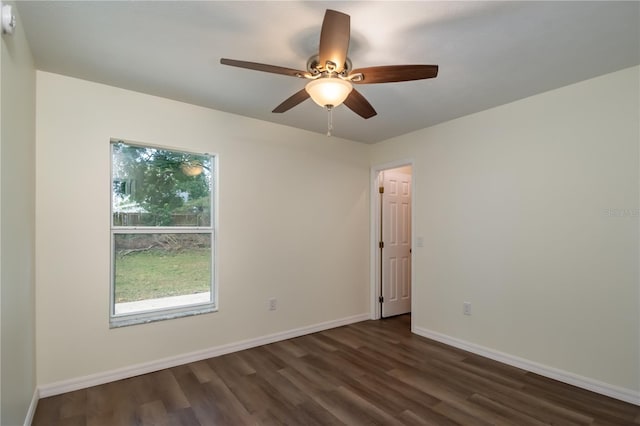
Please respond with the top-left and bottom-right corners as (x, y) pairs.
(371, 163), (413, 320)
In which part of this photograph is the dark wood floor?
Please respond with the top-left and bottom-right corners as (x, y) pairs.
(33, 315), (640, 425)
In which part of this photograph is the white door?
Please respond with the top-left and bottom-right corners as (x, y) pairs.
(381, 170), (412, 317)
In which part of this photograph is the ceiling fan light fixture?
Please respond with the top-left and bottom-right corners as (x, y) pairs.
(305, 77), (352, 108)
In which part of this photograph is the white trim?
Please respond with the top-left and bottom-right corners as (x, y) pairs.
(369, 166), (380, 320)
(114, 292), (211, 315)
(369, 159), (415, 321)
(23, 387), (39, 426)
(413, 325), (640, 406)
(38, 313), (369, 398)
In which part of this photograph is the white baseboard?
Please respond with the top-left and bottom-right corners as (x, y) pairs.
(39, 313), (369, 398)
(23, 387), (39, 426)
(412, 325), (640, 406)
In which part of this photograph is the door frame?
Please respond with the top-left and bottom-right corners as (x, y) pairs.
(369, 159), (415, 321)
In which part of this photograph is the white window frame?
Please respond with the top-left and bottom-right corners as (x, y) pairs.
(109, 140), (218, 328)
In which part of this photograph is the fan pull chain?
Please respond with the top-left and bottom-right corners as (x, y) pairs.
(326, 105), (334, 137)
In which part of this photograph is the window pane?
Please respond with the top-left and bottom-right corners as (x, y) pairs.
(113, 233), (212, 315)
(112, 141), (212, 227)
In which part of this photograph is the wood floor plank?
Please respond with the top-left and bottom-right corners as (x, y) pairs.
(188, 360), (218, 384)
(334, 385), (404, 426)
(277, 362), (337, 397)
(262, 341), (306, 371)
(293, 399), (346, 426)
(256, 369), (308, 407)
(387, 365), (473, 403)
(237, 345), (288, 374)
(411, 351), (596, 425)
(347, 372), (442, 417)
(289, 333), (339, 355)
(397, 406), (462, 426)
(33, 315), (640, 425)
(349, 322), (403, 346)
(471, 377), (595, 425)
(151, 369), (191, 411)
(320, 325), (374, 349)
(204, 352), (255, 388)
(431, 400), (498, 426)
(136, 400), (169, 426)
(85, 381), (138, 425)
(31, 398), (59, 425)
(337, 373), (426, 417)
(462, 351), (529, 379)
(436, 354), (527, 390)
(56, 390), (87, 420)
(246, 374), (313, 425)
(307, 388), (386, 425)
(388, 366), (521, 425)
(398, 409), (431, 425)
(54, 415), (86, 426)
(468, 393), (550, 426)
(522, 372), (640, 422)
(202, 373), (257, 424)
(171, 364), (243, 426)
(166, 407), (201, 426)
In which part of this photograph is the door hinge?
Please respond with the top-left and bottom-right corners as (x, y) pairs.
(379, 296), (384, 303)
(379, 241), (384, 249)
(379, 186), (384, 193)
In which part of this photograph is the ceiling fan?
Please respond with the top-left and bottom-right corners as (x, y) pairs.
(220, 9), (438, 130)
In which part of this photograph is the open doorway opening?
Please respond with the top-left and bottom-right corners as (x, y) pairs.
(371, 163), (413, 320)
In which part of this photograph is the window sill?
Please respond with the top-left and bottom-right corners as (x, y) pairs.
(110, 301), (216, 328)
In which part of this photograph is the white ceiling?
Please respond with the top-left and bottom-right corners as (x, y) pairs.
(16, 1), (640, 144)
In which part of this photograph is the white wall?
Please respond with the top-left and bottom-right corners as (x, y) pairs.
(35, 72), (370, 386)
(372, 66), (640, 394)
(0, 2), (37, 424)
(34, 63), (639, 401)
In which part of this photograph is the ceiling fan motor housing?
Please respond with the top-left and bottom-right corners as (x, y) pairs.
(306, 55), (352, 77)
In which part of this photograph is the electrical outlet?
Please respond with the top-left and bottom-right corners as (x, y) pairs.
(268, 298), (277, 311)
(463, 302), (471, 316)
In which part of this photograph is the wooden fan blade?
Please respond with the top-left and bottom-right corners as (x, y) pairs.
(318, 10), (350, 73)
(343, 89), (377, 119)
(350, 65), (439, 84)
(272, 89), (310, 113)
(220, 58), (308, 78)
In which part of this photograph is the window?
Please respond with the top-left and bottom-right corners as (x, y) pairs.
(110, 140), (216, 327)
